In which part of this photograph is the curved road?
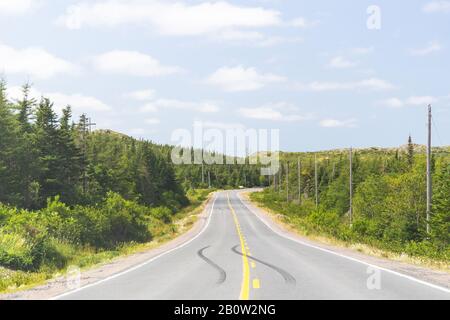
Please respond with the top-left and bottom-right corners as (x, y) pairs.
(58, 191), (450, 300)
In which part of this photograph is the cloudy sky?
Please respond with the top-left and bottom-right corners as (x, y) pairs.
(1, 0), (449, 152)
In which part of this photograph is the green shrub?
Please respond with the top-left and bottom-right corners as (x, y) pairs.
(150, 207), (172, 224)
(0, 232), (34, 270)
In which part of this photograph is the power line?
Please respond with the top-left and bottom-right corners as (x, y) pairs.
(431, 116), (444, 146)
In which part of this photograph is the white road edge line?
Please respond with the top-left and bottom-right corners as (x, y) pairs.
(50, 193), (218, 300)
(236, 191), (450, 294)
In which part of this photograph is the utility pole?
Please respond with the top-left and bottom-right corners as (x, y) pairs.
(201, 163), (205, 185)
(286, 162), (289, 202)
(87, 118), (96, 133)
(298, 158), (302, 205)
(315, 154), (318, 208)
(208, 171), (211, 189)
(273, 170), (277, 190)
(426, 105), (432, 235)
(331, 161), (336, 182)
(80, 114), (96, 195)
(278, 164), (282, 193)
(349, 147), (353, 226)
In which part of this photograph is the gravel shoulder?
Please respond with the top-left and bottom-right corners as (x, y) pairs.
(240, 190), (450, 291)
(0, 193), (216, 300)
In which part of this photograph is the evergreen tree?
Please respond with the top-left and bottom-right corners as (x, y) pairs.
(34, 98), (61, 205)
(0, 80), (18, 203)
(431, 163), (450, 248)
(56, 106), (84, 204)
(407, 135), (414, 167)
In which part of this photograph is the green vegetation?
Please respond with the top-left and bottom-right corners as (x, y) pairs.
(251, 146), (450, 263)
(0, 189), (212, 292)
(0, 81), (247, 292)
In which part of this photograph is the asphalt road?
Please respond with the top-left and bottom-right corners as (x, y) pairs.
(58, 191), (450, 300)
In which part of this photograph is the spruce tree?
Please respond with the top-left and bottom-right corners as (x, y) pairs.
(407, 135), (414, 167)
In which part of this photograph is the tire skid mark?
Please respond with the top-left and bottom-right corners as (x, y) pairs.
(198, 246), (227, 285)
(231, 245), (296, 287)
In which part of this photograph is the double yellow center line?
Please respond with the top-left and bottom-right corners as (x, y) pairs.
(226, 192), (259, 300)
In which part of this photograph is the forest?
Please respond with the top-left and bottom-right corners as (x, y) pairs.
(1, 81), (448, 291)
(0, 82), (261, 290)
(251, 144), (450, 261)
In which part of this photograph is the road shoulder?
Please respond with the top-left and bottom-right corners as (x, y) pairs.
(239, 190), (450, 291)
(0, 193), (217, 300)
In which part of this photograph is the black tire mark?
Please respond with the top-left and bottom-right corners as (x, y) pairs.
(198, 246), (227, 285)
(231, 245), (296, 287)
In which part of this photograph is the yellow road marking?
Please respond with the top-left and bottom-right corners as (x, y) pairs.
(251, 262), (256, 269)
(227, 193), (250, 300)
(253, 279), (260, 289)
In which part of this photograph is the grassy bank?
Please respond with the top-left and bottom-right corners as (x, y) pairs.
(0, 189), (214, 293)
(249, 190), (449, 271)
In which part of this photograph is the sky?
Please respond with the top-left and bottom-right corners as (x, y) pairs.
(0, 0), (449, 152)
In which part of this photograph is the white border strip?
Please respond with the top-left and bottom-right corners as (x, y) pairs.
(51, 194), (218, 300)
(236, 192), (450, 295)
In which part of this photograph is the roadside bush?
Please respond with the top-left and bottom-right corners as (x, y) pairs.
(307, 209), (340, 235)
(0, 232), (34, 270)
(150, 207), (172, 224)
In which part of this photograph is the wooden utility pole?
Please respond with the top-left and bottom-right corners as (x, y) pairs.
(315, 154), (318, 208)
(286, 162), (289, 202)
(298, 158), (302, 204)
(208, 171), (211, 189)
(426, 105), (432, 234)
(349, 147), (353, 226)
(201, 163), (204, 185)
(278, 164), (282, 193)
(273, 171), (277, 190)
(80, 114), (96, 195)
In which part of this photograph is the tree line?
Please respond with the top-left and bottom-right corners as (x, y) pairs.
(253, 141), (449, 260)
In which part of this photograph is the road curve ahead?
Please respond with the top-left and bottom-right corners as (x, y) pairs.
(57, 191), (450, 300)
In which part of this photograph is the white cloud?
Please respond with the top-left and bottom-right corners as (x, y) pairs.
(6, 86), (111, 113)
(144, 118), (160, 125)
(328, 56), (358, 69)
(139, 103), (158, 113)
(0, 0), (39, 15)
(0, 43), (77, 79)
(201, 121), (246, 130)
(6, 86), (41, 102)
(46, 92), (111, 112)
(155, 98), (220, 113)
(238, 102), (309, 122)
(297, 78), (395, 92)
(423, 1), (450, 13)
(406, 96), (437, 105)
(129, 128), (146, 135)
(381, 97), (404, 108)
(139, 98), (220, 114)
(207, 66), (285, 92)
(320, 118), (358, 128)
(218, 30), (302, 47)
(57, 0), (281, 36)
(379, 96), (438, 108)
(125, 89), (156, 101)
(290, 17), (319, 28)
(409, 41), (442, 56)
(92, 50), (182, 77)
(350, 47), (374, 55)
